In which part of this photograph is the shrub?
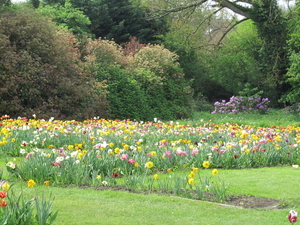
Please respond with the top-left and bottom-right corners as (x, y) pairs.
(85, 38), (193, 120)
(0, 9), (108, 120)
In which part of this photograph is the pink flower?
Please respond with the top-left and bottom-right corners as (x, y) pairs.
(120, 154), (128, 160)
(128, 159), (135, 164)
(50, 162), (62, 167)
(176, 149), (188, 156)
(211, 147), (219, 151)
(163, 151), (172, 158)
(192, 149), (199, 155)
(26, 153), (34, 159)
(287, 210), (298, 223)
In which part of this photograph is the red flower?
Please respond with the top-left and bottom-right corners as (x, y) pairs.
(112, 173), (119, 178)
(234, 155), (239, 159)
(0, 192), (7, 198)
(287, 210), (298, 223)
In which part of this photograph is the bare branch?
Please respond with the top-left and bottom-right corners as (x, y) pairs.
(217, 17), (249, 45)
(147, 0), (209, 20)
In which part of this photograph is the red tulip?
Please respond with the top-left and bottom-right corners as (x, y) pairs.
(0, 192), (7, 198)
(287, 210), (298, 223)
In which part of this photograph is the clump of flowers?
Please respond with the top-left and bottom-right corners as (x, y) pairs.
(212, 96), (270, 114)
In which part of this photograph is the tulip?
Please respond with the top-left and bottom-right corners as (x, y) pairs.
(287, 210), (298, 223)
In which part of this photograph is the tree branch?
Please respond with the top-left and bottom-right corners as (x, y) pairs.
(217, 17), (249, 45)
(213, 0), (251, 18)
(147, 0), (209, 20)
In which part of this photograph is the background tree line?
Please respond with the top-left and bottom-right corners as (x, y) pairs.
(0, 0), (300, 120)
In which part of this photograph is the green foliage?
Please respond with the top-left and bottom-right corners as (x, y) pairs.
(280, 1), (300, 104)
(207, 21), (263, 101)
(249, 0), (289, 104)
(104, 66), (152, 121)
(31, 0), (40, 8)
(41, 0), (168, 44)
(37, 0), (91, 36)
(85, 38), (193, 120)
(0, 185), (57, 225)
(0, 9), (108, 120)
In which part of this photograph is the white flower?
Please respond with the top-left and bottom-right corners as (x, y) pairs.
(55, 156), (64, 162)
(292, 165), (299, 168)
(102, 181), (108, 186)
(71, 151), (78, 157)
(20, 148), (26, 154)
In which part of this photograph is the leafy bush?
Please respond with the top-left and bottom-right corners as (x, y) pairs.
(85, 38), (193, 120)
(0, 9), (108, 120)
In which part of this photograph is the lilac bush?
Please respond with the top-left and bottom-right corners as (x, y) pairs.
(212, 96), (270, 114)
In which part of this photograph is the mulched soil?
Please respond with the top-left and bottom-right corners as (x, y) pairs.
(74, 184), (282, 209)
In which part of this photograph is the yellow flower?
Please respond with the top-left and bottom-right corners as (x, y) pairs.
(212, 169), (218, 176)
(109, 142), (114, 148)
(114, 148), (120, 154)
(153, 174), (159, 180)
(145, 161), (154, 169)
(96, 175), (101, 180)
(192, 167), (199, 173)
(150, 151), (156, 156)
(124, 144), (129, 150)
(67, 145), (74, 150)
(1, 182), (10, 191)
(44, 181), (50, 186)
(27, 179), (36, 188)
(202, 161), (210, 168)
(134, 162), (139, 167)
(48, 145), (54, 149)
(45, 154), (51, 158)
(188, 172), (195, 177)
(137, 146), (142, 152)
(167, 168), (172, 172)
(188, 178), (195, 185)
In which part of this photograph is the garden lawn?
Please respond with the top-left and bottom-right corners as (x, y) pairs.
(9, 166), (300, 225)
(20, 186), (294, 225)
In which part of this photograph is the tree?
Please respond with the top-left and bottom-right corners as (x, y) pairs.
(37, 1), (91, 36)
(41, 0), (169, 44)
(280, 1), (300, 104)
(143, 0), (289, 105)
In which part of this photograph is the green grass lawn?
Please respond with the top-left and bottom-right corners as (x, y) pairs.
(5, 166), (298, 225)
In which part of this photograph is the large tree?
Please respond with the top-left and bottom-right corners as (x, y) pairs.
(41, 0), (168, 44)
(144, 0), (290, 105)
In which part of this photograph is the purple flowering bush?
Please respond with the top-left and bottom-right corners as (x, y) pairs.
(212, 96), (270, 114)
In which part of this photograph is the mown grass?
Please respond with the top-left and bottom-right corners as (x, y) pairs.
(190, 110), (300, 127)
(2, 164), (299, 225)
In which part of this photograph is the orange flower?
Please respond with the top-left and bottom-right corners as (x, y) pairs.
(0, 199), (8, 207)
(44, 181), (50, 187)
